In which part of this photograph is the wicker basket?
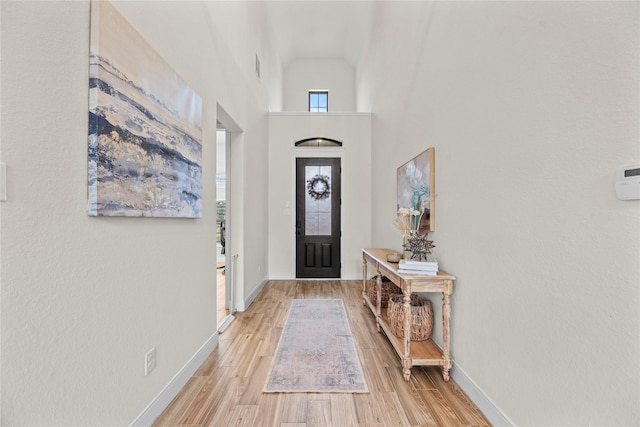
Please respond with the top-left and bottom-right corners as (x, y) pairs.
(366, 275), (401, 308)
(387, 294), (433, 341)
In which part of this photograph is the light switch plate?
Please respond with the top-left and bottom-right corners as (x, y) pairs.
(0, 163), (6, 202)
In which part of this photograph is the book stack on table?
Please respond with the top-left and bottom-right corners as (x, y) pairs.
(397, 259), (438, 276)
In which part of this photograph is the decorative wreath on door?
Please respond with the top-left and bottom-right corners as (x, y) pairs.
(307, 174), (331, 200)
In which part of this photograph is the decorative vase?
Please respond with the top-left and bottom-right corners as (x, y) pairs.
(402, 233), (412, 260)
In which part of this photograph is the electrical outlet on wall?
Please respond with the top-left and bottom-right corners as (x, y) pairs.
(145, 347), (156, 376)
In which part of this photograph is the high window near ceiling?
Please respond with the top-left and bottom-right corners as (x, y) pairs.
(309, 91), (328, 112)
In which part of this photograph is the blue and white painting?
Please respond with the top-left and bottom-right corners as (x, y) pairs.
(397, 148), (435, 232)
(88, 1), (203, 217)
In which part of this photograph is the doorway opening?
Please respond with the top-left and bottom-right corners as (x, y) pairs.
(216, 105), (242, 332)
(216, 124), (231, 329)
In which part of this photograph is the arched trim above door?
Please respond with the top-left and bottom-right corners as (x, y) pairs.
(294, 137), (343, 147)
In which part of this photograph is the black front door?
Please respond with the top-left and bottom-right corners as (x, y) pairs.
(296, 158), (341, 278)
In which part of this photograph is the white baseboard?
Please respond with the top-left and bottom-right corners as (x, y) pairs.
(451, 362), (515, 426)
(217, 314), (235, 333)
(267, 273), (295, 280)
(236, 279), (268, 312)
(129, 332), (219, 427)
(267, 274), (362, 280)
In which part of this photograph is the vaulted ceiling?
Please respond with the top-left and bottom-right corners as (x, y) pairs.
(264, 1), (374, 69)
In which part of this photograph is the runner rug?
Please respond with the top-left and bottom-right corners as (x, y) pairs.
(264, 298), (369, 393)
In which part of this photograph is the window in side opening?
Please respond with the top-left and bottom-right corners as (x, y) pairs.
(309, 91), (328, 112)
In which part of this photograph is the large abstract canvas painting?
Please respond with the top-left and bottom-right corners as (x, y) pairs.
(88, 1), (203, 217)
(397, 148), (435, 232)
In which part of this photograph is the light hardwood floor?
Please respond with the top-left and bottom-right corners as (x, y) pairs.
(154, 280), (491, 426)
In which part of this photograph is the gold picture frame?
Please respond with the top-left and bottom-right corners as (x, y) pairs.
(397, 147), (435, 232)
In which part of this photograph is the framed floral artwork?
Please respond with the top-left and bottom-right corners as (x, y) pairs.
(397, 148), (435, 232)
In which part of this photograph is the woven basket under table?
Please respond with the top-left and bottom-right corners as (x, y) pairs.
(387, 294), (434, 341)
(366, 275), (401, 308)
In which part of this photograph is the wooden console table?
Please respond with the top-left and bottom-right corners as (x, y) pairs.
(362, 248), (455, 382)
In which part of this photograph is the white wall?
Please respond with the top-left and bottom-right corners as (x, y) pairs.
(0, 0), (279, 424)
(268, 113), (371, 279)
(283, 59), (356, 112)
(358, 1), (640, 425)
(4, 1), (638, 425)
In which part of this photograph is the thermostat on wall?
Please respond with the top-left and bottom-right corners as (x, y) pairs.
(615, 164), (640, 200)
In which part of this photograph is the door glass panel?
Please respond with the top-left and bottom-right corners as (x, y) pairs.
(305, 165), (332, 236)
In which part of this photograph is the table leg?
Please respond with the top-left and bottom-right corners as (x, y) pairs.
(362, 258), (367, 305)
(442, 281), (452, 381)
(403, 359), (412, 382)
(375, 273), (382, 332)
(402, 290), (412, 381)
